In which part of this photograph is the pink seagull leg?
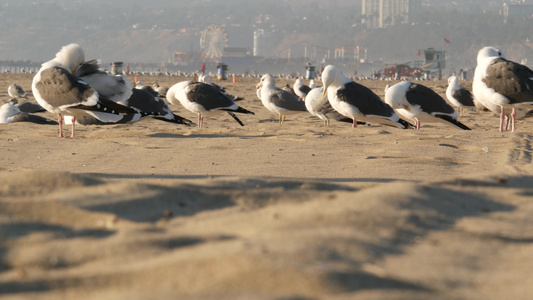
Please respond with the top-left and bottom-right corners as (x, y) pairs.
(511, 107), (516, 133)
(58, 114), (64, 137)
(71, 116), (76, 138)
(499, 106), (505, 132)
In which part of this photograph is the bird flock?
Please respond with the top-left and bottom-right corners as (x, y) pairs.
(2, 44), (533, 137)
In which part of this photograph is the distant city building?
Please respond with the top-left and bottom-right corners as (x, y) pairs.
(362, 0), (421, 28)
(503, 2), (533, 23)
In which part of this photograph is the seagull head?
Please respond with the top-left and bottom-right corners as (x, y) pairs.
(257, 74), (274, 89)
(447, 75), (459, 86)
(55, 43), (86, 75)
(477, 46), (503, 65)
(321, 65), (340, 98)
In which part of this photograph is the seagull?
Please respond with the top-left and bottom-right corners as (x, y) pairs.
(473, 46), (533, 132)
(8, 83), (28, 99)
(309, 79), (318, 89)
(0, 103), (57, 125)
(281, 83), (298, 97)
(152, 82), (169, 97)
(77, 59), (192, 126)
(322, 65), (410, 129)
(446, 75), (475, 116)
(166, 80), (254, 127)
(384, 81), (470, 130)
(31, 43), (140, 137)
(257, 74), (307, 125)
(293, 78), (312, 100)
(5, 98), (46, 113)
(305, 86), (360, 126)
(200, 74), (243, 102)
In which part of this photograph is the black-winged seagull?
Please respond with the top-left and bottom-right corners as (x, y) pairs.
(384, 81), (470, 130)
(257, 74), (307, 125)
(293, 78), (312, 100)
(473, 46), (533, 132)
(31, 43), (139, 137)
(0, 103), (58, 125)
(76, 59), (192, 126)
(305, 86), (364, 126)
(200, 74), (243, 102)
(166, 80), (254, 127)
(446, 75), (474, 116)
(322, 65), (410, 129)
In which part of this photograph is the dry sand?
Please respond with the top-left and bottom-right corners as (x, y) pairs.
(1, 73), (533, 299)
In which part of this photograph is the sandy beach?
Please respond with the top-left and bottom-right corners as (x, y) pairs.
(1, 73), (533, 299)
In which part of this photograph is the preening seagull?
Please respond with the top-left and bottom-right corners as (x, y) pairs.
(305, 86), (360, 126)
(31, 43), (139, 137)
(77, 59), (192, 126)
(322, 65), (410, 129)
(384, 81), (470, 130)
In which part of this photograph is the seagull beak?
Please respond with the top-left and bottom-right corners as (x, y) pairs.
(257, 83), (263, 89)
(322, 87), (328, 98)
(72, 70), (77, 76)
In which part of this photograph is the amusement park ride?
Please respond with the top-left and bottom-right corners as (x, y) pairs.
(200, 25), (228, 61)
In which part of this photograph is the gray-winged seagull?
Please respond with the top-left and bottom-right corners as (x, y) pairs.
(473, 46), (533, 132)
(8, 83), (28, 99)
(0, 103), (57, 125)
(258, 74), (307, 125)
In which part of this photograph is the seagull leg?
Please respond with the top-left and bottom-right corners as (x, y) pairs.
(352, 118), (358, 128)
(197, 113), (203, 128)
(415, 119), (420, 130)
(57, 114), (64, 137)
(511, 107), (516, 133)
(71, 116), (76, 138)
(499, 107), (505, 132)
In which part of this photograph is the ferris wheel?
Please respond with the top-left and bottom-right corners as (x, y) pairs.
(200, 25), (228, 61)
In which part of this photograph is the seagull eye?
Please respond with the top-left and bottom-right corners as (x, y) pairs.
(498, 52), (501, 56)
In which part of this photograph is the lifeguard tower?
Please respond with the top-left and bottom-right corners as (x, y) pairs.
(423, 48), (445, 79)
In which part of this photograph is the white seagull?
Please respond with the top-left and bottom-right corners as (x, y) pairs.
(257, 74), (307, 125)
(31, 43), (138, 137)
(446, 75), (475, 116)
(473, 46), (533, 132)
(384, 81), (470, 130)
(322, 65), (410, 129)
(166, 81), (254, 127)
